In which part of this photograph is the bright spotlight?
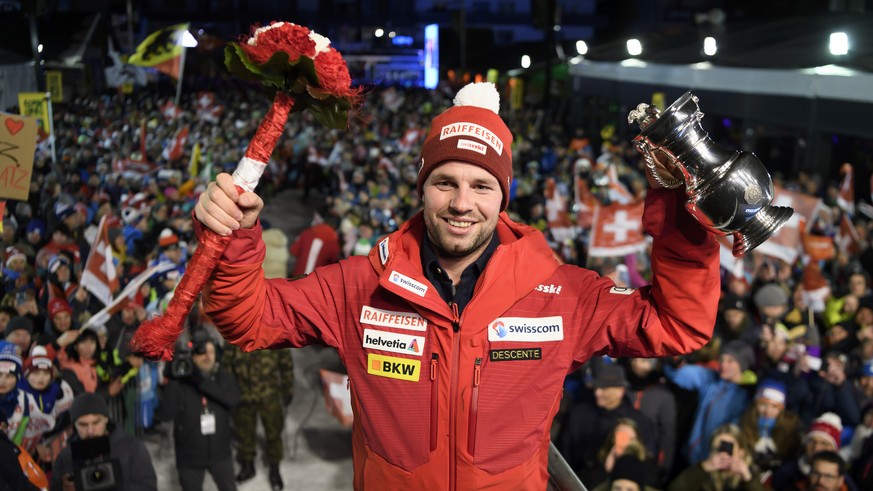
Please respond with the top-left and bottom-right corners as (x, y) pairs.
(181, 30), (198, 48)
(521, 55), (531, 68)
(627, 38), (642, 56)
(576, 40), (588, 55)
(388, 31), (396, 38)
(830, 32), (848, 55)
(375, 28), (384, 38)
(703, 37), (717, 56)
(37, 43), (43, 53)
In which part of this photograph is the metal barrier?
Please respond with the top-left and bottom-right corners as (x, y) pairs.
(547, 441), (587, 491)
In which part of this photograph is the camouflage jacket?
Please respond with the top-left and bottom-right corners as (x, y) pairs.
(221, 343), (294, 404)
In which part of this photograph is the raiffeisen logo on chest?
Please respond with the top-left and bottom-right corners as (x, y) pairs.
(487, 316), (564, 342)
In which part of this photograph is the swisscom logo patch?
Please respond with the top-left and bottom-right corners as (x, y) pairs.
(487, 316), (564, 342)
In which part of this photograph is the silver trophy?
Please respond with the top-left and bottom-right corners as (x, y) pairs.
(628, 91), (794, 257)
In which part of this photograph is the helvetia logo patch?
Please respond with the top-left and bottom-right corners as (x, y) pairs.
(362, 328), (425, 357)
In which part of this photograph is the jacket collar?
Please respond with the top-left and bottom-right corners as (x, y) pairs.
(368, 211), (560, 330)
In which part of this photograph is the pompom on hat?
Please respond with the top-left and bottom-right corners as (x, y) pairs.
(417, 82), (514, 210)
(23, 345), (53, 374)
(158, 228), (180, 249)
(4, 246), (26, 269)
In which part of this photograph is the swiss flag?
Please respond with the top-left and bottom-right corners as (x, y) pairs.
(574, 176), (597, 229)
(162, 125), (189, 161)
(161, 100), (182, 121)
(397, 127), (423, 152)
(196, 91), (223, 123)
(544, 178), (576, 243)
(755, 187), (826, 264)
(588, 201), (646, 257)
(837, 163), (854, 216)
(80, 215), (119, 306)
(836, 214), (862, 255)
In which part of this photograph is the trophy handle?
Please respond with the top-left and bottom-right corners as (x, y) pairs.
(634, 139), (684, 189)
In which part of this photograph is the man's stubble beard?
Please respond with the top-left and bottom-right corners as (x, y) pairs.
(424, 211), (494, 260)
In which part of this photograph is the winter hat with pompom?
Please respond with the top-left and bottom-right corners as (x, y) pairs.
(417, 82), (513, 210)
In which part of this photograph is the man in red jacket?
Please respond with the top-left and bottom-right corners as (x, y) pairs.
(194, 82), (720, 490)
(289, 213), (341, 277)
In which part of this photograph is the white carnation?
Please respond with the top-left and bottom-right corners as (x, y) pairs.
(309, 31), (331, 55)
(247, 21), (287, 46)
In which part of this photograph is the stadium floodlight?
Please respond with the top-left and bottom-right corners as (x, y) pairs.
(627, 38), (642, 56)
(521, 55), (531, 68)
(830, 32), (848, 55)
(576, 40), (588, 55)
(182, 30), (198, 48)
(375, 28), (384, 38)
(703, 37), (717, 56)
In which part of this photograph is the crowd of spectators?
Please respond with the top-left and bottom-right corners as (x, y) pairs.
(1, 76), (872, 491)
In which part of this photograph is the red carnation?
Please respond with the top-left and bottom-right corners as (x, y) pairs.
(240, 22), (316, 64)
(314, 47), (354, 97)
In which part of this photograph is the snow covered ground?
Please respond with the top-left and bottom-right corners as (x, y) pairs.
(144, 345), (354, 491)
(145, 189), (354, 490)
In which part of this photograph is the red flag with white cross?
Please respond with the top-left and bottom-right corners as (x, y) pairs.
(588, 201), (646, 257)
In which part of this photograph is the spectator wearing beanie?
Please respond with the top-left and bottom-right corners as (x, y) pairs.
(591, 453), (656, 491)
(855, 360), (873, 410)
(716, 292), (756, 344)
(664, 339), (755, 464)
(50, 392), (157, 490)
(0, 341), (27, 443)
(754, 283), (790, 326)
(772, 412), (860, 490)
(739, 379), (802, 472)
(40, 297), (79, 352)
(18, 345), (75, 456)
(4, 316), (33, 356)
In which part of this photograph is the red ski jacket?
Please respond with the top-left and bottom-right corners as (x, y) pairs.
(198, 188), (719, 490)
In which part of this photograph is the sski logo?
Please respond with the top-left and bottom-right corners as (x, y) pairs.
(535, 284), (562, 294)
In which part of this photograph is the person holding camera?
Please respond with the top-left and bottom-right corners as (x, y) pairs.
(156, 334), (240, 491)
(49, 392), (156, 491)
(667, 424), (764, 491)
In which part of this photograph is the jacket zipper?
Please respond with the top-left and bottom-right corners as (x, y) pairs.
(430, 353), (439, 452)
(449, 301), (461, 491)
(467, 357), (482, 456)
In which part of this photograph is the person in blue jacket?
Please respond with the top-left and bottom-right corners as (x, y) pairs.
(664, 339), (755, 464)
